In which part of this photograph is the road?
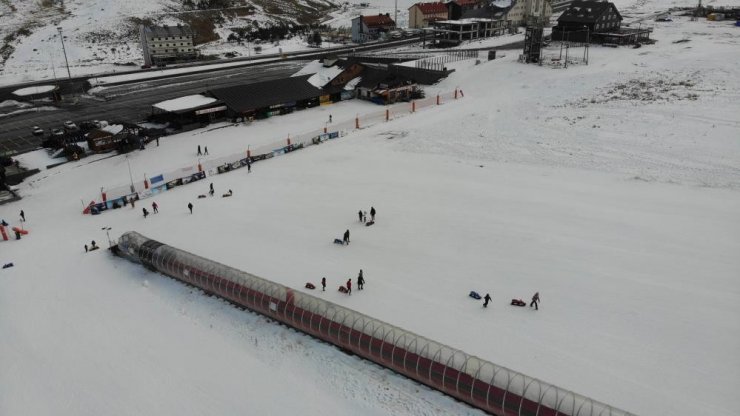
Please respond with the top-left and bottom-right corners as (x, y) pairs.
(0, 61), (305, 155)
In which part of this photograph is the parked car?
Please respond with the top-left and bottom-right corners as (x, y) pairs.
(51, 128), (64, 137)
(63, 120), (78, 131)
(389, 31), (403, 39)
(32, 126), (44, 136)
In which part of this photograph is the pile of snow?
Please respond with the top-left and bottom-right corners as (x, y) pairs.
(11, 85), (56, 96)
(153, 95), (218, 113)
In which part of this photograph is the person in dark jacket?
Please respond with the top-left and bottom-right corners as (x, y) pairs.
(358, 210), (363, 222)
(152, 201), (158, 213)
(343, 229), (350, 245)
(204, 146), (209, 155)
(142, 207), (149, 218)
(370, 206), (376, 221)
(357, 269), (365, 290)
(530, 292), (540, 310)
(346, 278), (352, 295)
(483, 293), (492, 308)
(321, 277), (326, 292)
(188, 202), (193, 214)
(247, 159), (251, 173)
(84, 244), (88, 253)
(197, 145), (202, 156)
(20, 210), (25, 222)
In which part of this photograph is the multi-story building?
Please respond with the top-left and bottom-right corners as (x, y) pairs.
(408, 2), (450, 28)
(140, 24), (197, 67)
(503, 0), (552, 27)
(351, 14), (397, 43)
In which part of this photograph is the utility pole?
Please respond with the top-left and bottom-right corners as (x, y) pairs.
(57, 27), (71, 79)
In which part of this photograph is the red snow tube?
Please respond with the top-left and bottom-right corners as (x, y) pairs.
(12, 227), (29, 235)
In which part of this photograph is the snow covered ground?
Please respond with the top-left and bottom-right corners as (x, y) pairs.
(2, 13), (740, 416)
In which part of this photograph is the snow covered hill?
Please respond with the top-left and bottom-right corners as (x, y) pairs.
(0, 0), (336, 85)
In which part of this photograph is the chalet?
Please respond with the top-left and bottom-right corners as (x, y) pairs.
(351, 14), (397, 43)
(409, 2), (449, 28)
(355, 66), (423, 105)
(86, 124), (141, 153)
(552, 1), (622, 42)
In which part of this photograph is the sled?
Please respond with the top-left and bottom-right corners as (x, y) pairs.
(89, 246), (100, 252)
(2, 263), (13, 269)
(197, 194), (207, 199)
(469, 291), (481, 300)
(12, 227), (28, 235)
(222, 193), (232, 198)
(365, 220), (375, 226)
(305, 282), (316, 289)
(338, 286), (348, 294)
(510, 299), (526, 307)
(333, 238), (345, 245)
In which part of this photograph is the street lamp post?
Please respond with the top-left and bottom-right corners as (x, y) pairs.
(102, 227), (112, 248)
(57, 27), (72, 79)
(125, 154), (135, 193)
(583, 25), (590, 64)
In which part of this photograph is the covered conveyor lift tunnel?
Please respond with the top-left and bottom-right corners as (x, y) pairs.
(114, 231), (636, 416)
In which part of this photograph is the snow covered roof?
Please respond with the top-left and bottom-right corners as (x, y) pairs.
(153, 95), (218, 113)
(12, 85), (58, 96)
(307, 66), (344, 89)
(435, 17), (499, 24)
(101, 124), (124, 135)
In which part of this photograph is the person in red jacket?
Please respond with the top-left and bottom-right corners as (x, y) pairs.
(346, 278), (352, 295)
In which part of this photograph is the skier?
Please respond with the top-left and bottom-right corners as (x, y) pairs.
(321, 277), (326, 292)
(358, 210), (363, 222)
(90, 240), (98, 249)
(84, 244), (88, 253)
(188, 202), (193, 214)
(152, 201), (158, 213)
(204, 146), (209, 155)
(370, 206), (376, 221)
(197, 145), (202, 156)
(483, 293), (492, 308)
(530, 292), (540, 310)
(346, 278), (352, 295)
(329, 114), (332, 123)
(142, 207), (149, 218)
(357, 269), (365, 290)
(19, 210), (25, 222)
(343, 229), (350, 245)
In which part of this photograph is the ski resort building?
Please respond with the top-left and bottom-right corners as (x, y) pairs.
(140, 25), (198, 67)
(408, 2), (449, 28)
(351, 14), (397, 43)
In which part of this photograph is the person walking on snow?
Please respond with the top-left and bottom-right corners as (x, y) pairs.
(152, 202), (158, 213)
(204, 146), (209, 155)
(329, 114), (332, 123)
(130, 197), (135, 208)
(20, 210), (25, 222)
(188, 202), (193, 214)
(321, 277), (326, 292)
(84, 244), (88, 253)
(142, 207), (149, 218)
(358, 210), (363, 222)
(197, 145), (202, 156)
(343, 229), (350, 245)
(346, 278), (352, 295)
(247, 159), (251, 173)
(209, 182), (215, 197)
(370, 206), (376, 222)
(357, 269), (365, 290)
(483, 293), (492, 308)
(530, 292), (540, 310)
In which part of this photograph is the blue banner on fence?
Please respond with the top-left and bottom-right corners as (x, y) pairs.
(150, 174), (164, 184)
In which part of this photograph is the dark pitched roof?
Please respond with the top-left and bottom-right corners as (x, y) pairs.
(209, 75), (323, 113)
(414, 2), (449, 14)
(362, 14), (396, 27)
(558, 1), (622, 23)
(142, 25), (194, 38)
(356, 67), (415, 90)
(461, 6), (504, 19)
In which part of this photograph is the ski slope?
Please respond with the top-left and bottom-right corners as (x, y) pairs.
(2, 15), (740, 416)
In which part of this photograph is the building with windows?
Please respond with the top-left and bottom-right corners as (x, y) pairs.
(351, 14), (397, 43)
(409, 2), (450, 28)
(551, 1), (623, 42)
(140, 24), (198, 67)
(503, 0), (552, 27)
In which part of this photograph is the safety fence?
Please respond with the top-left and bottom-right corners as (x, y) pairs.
(85, 89), (466, 215)
(116, 231), (637, 416)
